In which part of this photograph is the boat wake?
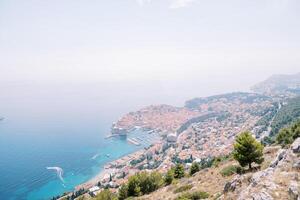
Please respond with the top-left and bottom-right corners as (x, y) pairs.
(91, 153), (100, 160)
(46, 166), (65, 183)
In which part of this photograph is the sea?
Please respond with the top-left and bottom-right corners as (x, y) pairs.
(0, 80), (245, 200)
(0, 81), (200, 200)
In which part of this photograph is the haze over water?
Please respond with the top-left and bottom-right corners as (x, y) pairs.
(0, 80), (236, 200)
(1, 0), (300, 199)
(0, 71), (297, 199)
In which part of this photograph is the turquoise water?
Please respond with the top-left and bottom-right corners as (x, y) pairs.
(0, 83), (166, 200)
(0, 112), (143, 200)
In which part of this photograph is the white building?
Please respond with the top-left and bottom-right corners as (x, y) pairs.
(89, 186), (100, 193)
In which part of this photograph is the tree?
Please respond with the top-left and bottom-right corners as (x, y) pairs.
(118, 184), (128, 200)
(291, 121), (300, 139)
(119, 171), (164, 199)
(276, 128), (294, 147)
(127, 175), (141, 197)
(233, 131), (264, 169)
(275, 120), (300, 147)
(147, 171), (163, 192)
(94, 189), (116, 200)
(174, 163), (185, 179)
(164, 168), (174, 185)
(189, 162), (200, 175)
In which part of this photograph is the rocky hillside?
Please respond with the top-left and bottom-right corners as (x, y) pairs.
(136, 139), (300, 200)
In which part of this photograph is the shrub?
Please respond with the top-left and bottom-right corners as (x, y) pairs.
(174, 184), (193, 193)
(164, 168), (174, 185)
(175, 190), (209, 200)
(233, 131), (264, 169)
(276, 128), (294, 147)
(121, 171), (164, 198)
(276, 120), (300, 147)
(189, 162), (200, 176)
(220, 165), (244, 177)
(174, 164), (185, 179)
(211, 154), (231, 167)
(118, 184), (128, 200)
(261, 136), (275, 146)
(94, 189), (116, 200)
(138, 171), (163, 194)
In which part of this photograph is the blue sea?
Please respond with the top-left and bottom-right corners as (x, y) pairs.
(0, 82), (189, 200)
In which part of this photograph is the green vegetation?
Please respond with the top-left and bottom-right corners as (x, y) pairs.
(175, 190), (210, 200)
(271, 97), (300, 136)
(94, 189), (117, 200)
(118, 171), (163, 199)
(211, 154), (232, 167)
(220, 165), (244, 177)
(276, 120), (300, 147)
(261, 136), (275, 146)
(118, 184), (128, 200)
(255, 103), (278, 134)
(118, 163), (188, 199)
(189, 162), (200, 176)
(174, 164), (185, 179)
(164, 168), (174, 185)
(174, 184), (193, 193)
(233, 131), (264, 169)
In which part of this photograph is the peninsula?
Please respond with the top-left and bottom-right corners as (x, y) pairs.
(56, 73), (300, 200)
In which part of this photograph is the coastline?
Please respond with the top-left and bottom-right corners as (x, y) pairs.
(75, 143), (146, 191)
(75, 167), (115, 190)
(73, 118), (167, 193)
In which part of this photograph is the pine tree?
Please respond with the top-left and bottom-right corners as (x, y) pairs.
(173, 163), (185, 179)
(189, 162), (200, 175)
(164, 168), (174, 185)
(233, 131), (264, 169)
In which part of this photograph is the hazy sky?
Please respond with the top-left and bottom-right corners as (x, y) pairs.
(0, 0), (299, 90)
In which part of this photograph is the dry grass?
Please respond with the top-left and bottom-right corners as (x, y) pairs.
(135, 146), (281, 200)
(135, 158), (236, 200)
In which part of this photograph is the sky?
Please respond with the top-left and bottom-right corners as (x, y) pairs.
(0, 0), (300, 92)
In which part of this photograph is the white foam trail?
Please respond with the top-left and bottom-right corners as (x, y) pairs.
(91, 153), (100, 160)
(47, 166), (65, 183)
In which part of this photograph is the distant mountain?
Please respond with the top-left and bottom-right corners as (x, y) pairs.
(184, 92), (270, 110)
(251, 73), (300, 96)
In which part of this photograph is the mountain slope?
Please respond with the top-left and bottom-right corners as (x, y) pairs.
(251, 73), (300, 96)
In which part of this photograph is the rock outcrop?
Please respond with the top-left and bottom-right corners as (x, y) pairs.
(223, 144), (300, 200)
(251, 190), (274, 200)
(292, 137), (300, 153)
(288, 181), (300, 200)
(223, 175), (242, 193)
(269, 149), (286, 168)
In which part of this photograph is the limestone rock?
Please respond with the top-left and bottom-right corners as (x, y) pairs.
(223, 175), (242, 193)
(289, 181), (299, 200)
(251, 191), (273, 200)
(269, 149), (286, 168)
(292, 137), (300, 153)
(293, 160), (300, 170)
(250, 168), (274, 186)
